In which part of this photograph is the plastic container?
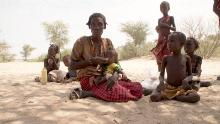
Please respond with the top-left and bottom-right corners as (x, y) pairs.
(40, 67), (47, 85)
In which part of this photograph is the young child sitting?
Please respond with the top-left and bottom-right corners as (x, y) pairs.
(150, 32), (200, 103)
(35, 44), (60, 82)
(62, 55), (77, 83)
(184, 37), (211, 88)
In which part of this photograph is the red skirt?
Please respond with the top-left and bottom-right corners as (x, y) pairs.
(80, 77), (143, 102)
(151, 34), (170, 64)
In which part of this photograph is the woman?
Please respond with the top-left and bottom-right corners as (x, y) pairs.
(69, 13), (149, 102)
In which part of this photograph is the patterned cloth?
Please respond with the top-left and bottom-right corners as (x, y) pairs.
(151, 16), (172, 65)
(80, 77), (143, 102)
(161, 83), (197, 100)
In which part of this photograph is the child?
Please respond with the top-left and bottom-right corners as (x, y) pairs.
(151, 1), (176, 72)
(93, 49), (129, 89)
(184, 37), (211, 87)
(150, 32), (200, 103)
(213, 0), (220, 27)
(62, 55), (77, 83)
(44, 44), (60, 74)
(35, 44), (60, 82)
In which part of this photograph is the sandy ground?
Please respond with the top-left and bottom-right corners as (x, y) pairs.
(0, 58), (220, 124)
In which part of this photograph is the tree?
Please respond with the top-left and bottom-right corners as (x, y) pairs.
(20, 44), (35, 61)
(0, 42), (15, 62)
(180, 18), (220, 59)
(42, 21), (69, 49)
(121, 21), (149, 46)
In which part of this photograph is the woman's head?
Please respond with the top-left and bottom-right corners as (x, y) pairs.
(184, 37), (199, 54)
(48, 44), (59, 56)
(87, 13), (107, 37)
(160, 1), (170, 15)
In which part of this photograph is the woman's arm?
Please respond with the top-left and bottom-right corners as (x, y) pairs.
(70, 57), (110, 70)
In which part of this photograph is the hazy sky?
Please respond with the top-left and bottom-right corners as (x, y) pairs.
(0, 0), (218, 59)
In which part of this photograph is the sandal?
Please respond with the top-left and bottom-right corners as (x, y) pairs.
(69, 88), (83, 100)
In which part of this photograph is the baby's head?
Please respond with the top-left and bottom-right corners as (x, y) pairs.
(184, 37), (199, 54)
(105, 49), (118, 64)
(63, 55), (71, 67)
(167, 32), (186, 52)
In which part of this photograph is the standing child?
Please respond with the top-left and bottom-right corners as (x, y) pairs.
(150, 32), (200, 103)
(184, 37), (211, 87)
(151, 1), (176, 71)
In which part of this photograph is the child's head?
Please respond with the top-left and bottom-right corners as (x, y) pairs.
(105, 49), (118, 64)
(48, 44), (59, 57)
(63, 55), (71, 67)
(167, 32), (186, 52)
(184, 37), (199, 54)
(160, 1), (170, 15)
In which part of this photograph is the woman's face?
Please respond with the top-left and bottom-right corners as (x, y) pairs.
(90, 17), (105, 37)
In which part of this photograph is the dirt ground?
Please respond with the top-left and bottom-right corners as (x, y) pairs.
(0, 58), (220, 124)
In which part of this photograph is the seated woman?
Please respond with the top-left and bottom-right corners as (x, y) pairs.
(69, 13), (150, 102)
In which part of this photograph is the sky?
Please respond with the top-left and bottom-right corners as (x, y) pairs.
(0, 0), (218, 59)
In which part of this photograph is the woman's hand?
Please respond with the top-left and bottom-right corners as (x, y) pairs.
(48, 59), (54, 65)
